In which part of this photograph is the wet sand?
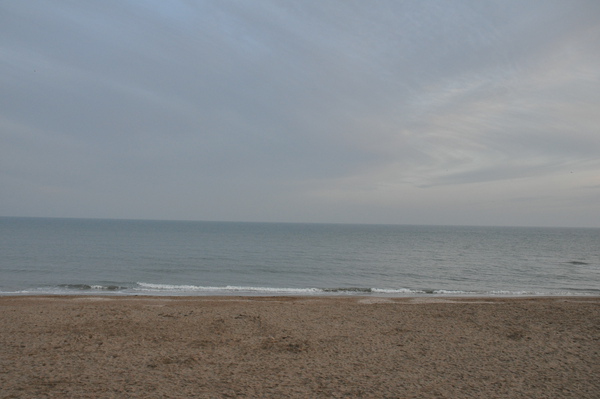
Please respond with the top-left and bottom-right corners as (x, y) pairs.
(1, 296), (598, 398)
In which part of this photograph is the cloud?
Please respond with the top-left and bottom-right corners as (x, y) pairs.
(1, 0), (599, 226)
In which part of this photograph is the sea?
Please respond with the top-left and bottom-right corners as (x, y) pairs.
(1, 217), (598, 297)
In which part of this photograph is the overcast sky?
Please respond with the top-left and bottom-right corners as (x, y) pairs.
(1, 1), (599, 227)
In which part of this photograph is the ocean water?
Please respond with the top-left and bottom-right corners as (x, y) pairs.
(1, 217), (598, 296)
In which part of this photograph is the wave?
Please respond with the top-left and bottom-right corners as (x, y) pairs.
(135, 282), (322, 294)
(134, 283), (424, 295)
(133, 283), (597, 296)
(2, 282), (597, 297)
(58, 284), (127, 291)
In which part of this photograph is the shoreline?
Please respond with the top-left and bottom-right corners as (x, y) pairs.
(2, 290), (598, 298)
(2, 296), (598, 398)
(2, 293), (600, 299)
(1, 293), (599, 303)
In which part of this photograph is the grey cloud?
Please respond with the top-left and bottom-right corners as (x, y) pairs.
(1, 0), (599, 226)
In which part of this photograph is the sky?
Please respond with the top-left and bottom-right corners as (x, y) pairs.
(1, 1), (599, 227)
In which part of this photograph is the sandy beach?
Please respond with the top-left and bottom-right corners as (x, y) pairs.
(1, 296), (598, 398)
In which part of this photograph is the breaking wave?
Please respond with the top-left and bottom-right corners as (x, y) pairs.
(2, 282), (596, 297)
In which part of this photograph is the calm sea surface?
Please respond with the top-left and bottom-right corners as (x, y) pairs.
(1, 217), (598, 296)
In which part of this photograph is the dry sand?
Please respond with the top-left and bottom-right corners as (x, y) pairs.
(1, 296), (598, 398)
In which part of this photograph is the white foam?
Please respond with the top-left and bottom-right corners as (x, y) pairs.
(135, 282), (321, 294)
(372, 288), (422, 294)
(432, 290), (476, 295)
